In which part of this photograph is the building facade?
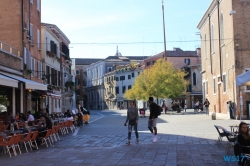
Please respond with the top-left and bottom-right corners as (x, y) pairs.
(42, 23), (72, 113)
(41, 24), (62, 113)
(144, 48), (200, 69)
(0, 0), (47, 115)
(73, 58), (103, 109)
(197, 0), (250, 119)
(104, 64), (144, 110)
(185, 64), (203, 109)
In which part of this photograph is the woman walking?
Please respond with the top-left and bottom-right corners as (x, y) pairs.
(124, 101), (139, 145)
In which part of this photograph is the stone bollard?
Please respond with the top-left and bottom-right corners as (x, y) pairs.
(212, 112), (216, 120)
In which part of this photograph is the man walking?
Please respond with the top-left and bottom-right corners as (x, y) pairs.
(204, 98), (210, 115)
(148, 97), (158, 143)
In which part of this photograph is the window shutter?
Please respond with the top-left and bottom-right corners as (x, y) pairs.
(37, 29), (40, 50)
(23, 47), (27, 64)
(30, 23), (33, 43)
(37, 0), (40, 11)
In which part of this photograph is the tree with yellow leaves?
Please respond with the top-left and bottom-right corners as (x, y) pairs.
(124, 58), (187, 101)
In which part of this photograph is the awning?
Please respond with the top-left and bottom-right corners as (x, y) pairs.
(0, 74), (18, 88)
(0, 73), (47, 91)
(47, 93), (61, 99)
(236, 70), (250, 86)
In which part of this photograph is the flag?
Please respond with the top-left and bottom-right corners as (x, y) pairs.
(236, 70), (250, 86)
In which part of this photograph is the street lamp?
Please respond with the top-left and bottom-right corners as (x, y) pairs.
(162, 0), (167, 59)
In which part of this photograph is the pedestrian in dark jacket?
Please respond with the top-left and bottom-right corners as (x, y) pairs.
(203, 98), (210, 115)
(148, 97), (158, 143)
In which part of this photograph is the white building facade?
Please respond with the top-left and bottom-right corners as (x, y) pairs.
(41, 25), (62, 113)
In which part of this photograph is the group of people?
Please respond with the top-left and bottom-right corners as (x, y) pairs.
(194, 98), (210, 115)
(124, 96), (158, 145)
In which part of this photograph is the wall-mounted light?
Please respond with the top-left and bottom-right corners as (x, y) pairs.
(28, 89), (32, 93)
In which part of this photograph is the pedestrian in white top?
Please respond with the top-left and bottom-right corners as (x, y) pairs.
(27, 111), (34, 122)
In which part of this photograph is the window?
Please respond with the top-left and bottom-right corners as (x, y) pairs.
(107, 67), (112, 72)
(116, 77), (119, 81)
(211, 24), (214, 53)
(128, 75), (131, 79)
(146, 61), (151, 66)
(184, 59), (190, 65)
(37, 29), (40, 50)
(128, 85), (131, 89)
(120, 76), (125, 81)
(213, 78), (216, 94)
(55, 99), (57, 108)
(186, 84), (191, 92)
(30, 23), (33, 43)
(116, 86), (119, 94)
(37, 61), (42, 79)
(122, 86), (126, 93)
(220, 13), (224, 45)
(223, 74), (226, 92)
(75, 78), (79, 86)
(76, 70), (80, 75)
(30, 0), (33, 4)
(193, 72), (196, 86)
(58, 71), (61, 86)
(31, 57), (35, 77)
(132, 73), (134, 77)
(37, 0), (40, 11)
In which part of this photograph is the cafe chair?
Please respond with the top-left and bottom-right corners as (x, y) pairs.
(13, 134), (22, 155)
(30, 131), (39, 150)
(214, 125), (228, 147)
(0, 135), (17, 157)
(38, 129), (52, 147)
(222, 128), (237, 154)
(19, 132), (33, 153)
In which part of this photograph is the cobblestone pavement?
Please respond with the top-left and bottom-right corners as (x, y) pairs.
(0, 109), (247, 166)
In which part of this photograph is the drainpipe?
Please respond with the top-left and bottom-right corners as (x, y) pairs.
(208, 14), (213, 74)
(21, 0), (24, 70)
(217, 0), (223, 82)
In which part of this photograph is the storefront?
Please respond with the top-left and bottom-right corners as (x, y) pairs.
(0, 73), (47, 116)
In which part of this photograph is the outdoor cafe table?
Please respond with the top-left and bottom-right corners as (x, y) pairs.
(4, 130), (24, 135)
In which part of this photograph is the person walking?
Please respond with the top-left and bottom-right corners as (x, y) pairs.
(161, 100), (167, 114)
(184, 103), (187, 113)
(46, 105), (49, 114)
(203, 98), (210, 115)
(148, 97), (158, 143)
(124, 101), (139, 145)
(194, 99), (200, 113)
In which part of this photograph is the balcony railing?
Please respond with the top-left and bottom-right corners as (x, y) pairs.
(0, 41), (20, 57)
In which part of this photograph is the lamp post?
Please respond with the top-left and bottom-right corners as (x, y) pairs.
(162, 0), (167, 59)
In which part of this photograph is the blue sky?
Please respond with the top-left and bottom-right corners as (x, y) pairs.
(41, 0), (212, 59)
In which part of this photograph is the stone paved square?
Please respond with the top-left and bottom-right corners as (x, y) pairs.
(0, 109), (244, 166)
